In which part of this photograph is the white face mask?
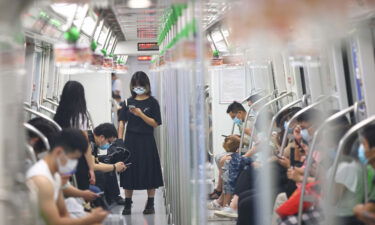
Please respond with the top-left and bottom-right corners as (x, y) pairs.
(57, 154), (78, 175)
(133, 86), (146, 95)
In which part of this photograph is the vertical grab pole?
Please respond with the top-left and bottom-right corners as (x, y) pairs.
(279, 96), (335, 156)
(266, 97), (305, 143)
(238, 93), (273, 154)
(326, 115), (375, 225)
(248, 92), (293, 149)
(297, 101), (364, 225)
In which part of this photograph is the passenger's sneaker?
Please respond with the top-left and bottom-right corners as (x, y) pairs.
(207, 200), (222, 210)
(214, 206), (238, 218)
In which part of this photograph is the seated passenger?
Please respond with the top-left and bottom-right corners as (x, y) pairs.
(26, 128), (108, 225)
(327, 141), (364, 225)
(209, 101), (251, 200)
(354, 124), (375, 224)
(91, 123), (127, 205)
(27, 118), (99, 203)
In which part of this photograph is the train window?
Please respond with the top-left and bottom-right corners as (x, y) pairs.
(50, 3), (78, 19)
(206, 34), (217, 52)
(210, 28), (228, 52)
(80, 16), (96, 36)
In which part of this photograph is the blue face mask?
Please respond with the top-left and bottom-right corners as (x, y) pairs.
(133, 86), (146, 95)
(358, 144), (368, 165)
(283, 121), (294, 134)
(300, 129), (311, 142)
(233, 117), (242, 125)
(98, 143), (111, 150)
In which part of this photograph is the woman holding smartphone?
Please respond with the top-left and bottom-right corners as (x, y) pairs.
(118, 71), (163, 215)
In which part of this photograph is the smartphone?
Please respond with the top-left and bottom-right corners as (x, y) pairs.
(128, 105), (135, 109)
(290, 147), (296, 168)
(125, 162), (132, 166)
(222, 135), (228, 138)
(96, 191), (104, 196)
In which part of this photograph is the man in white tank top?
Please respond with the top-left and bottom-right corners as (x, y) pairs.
(26, 129), (108, 225)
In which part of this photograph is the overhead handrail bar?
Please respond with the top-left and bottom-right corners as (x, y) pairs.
(43, 98), (59, 107)
(266, 95), (307, 145)
(39, 105), (56, 115)
(327, 115), (375, 204)
(24, 102), (32, 108)
(24, 123), (51, 152)
(249, 92), (294, 149)
(24, 107), (62, 131)
(241, 89), (266, 104)
(238, 92), (275, 153)
(297, 101), (365, 225)
(279, 95), (336, 155)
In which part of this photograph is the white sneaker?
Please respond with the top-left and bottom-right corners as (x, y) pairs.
(214, 206), (238, 218)
(207, 200), (222, 210)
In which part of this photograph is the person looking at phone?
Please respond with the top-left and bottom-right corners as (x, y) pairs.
(26, 128), (108, 225)
(91, 123), (127, 205)
(118, 71), (163, 215)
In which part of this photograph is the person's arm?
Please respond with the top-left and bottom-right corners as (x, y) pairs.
(30, 176), (107, 225)
(354, 203), (375, 224)
(118, 121), (125, 139)
(62, 185), (99, 202)
(131, 108), (159, 128)
(94, 161), (126, 173)
(82, 131), (95, 185)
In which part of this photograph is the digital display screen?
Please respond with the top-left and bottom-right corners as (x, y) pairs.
(137, 55), (152, 61)
(137, 42), (159, 51)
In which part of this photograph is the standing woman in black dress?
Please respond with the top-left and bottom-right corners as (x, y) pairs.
(119, 71), (163, 215)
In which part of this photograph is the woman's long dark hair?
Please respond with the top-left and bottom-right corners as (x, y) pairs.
(54, 81), (88, 129)
(130, 71), (151, 98)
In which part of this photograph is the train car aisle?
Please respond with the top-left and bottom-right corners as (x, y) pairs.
(110, 189), (167, 225)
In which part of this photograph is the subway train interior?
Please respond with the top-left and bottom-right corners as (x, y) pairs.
(2, 0), (375, 225)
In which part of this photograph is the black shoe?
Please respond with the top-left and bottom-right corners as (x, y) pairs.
(143, 206), (155, 214)
(114, 196), (125, 205)
(122, 198), (132, 215)
(143, 198), (155, 215)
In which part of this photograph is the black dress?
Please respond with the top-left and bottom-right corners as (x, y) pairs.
(118, 96), (164, 190)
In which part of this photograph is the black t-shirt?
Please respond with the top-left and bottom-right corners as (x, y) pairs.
(118, 96), (162, 134)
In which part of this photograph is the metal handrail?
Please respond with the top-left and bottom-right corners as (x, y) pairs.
(24, 107), (62, 131)
(24, 123), (51, 153)
(43, 98), (59, 107)
(327, 115), (375, 211)
(241, 89), (266, 104)
(25, 143), (37, 164)
(238, 92), (275, 153)
(266, 96), (307, 145)
(279, 96), (336, 155)
(24, 102), (32, 108)
(39, 105), (56, 115)
(248, 92), (294, 149)
(87, 110), (95, 130)
(297, 101), (365, 225)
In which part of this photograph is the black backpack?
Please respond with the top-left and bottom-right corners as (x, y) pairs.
(103, 139), (130, 164)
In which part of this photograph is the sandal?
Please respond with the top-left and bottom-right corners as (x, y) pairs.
(208, 189), (222, 200)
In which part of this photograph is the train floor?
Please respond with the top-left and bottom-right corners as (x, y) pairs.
(107, 187), (236, 225)
(109, 189), (168, 225)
